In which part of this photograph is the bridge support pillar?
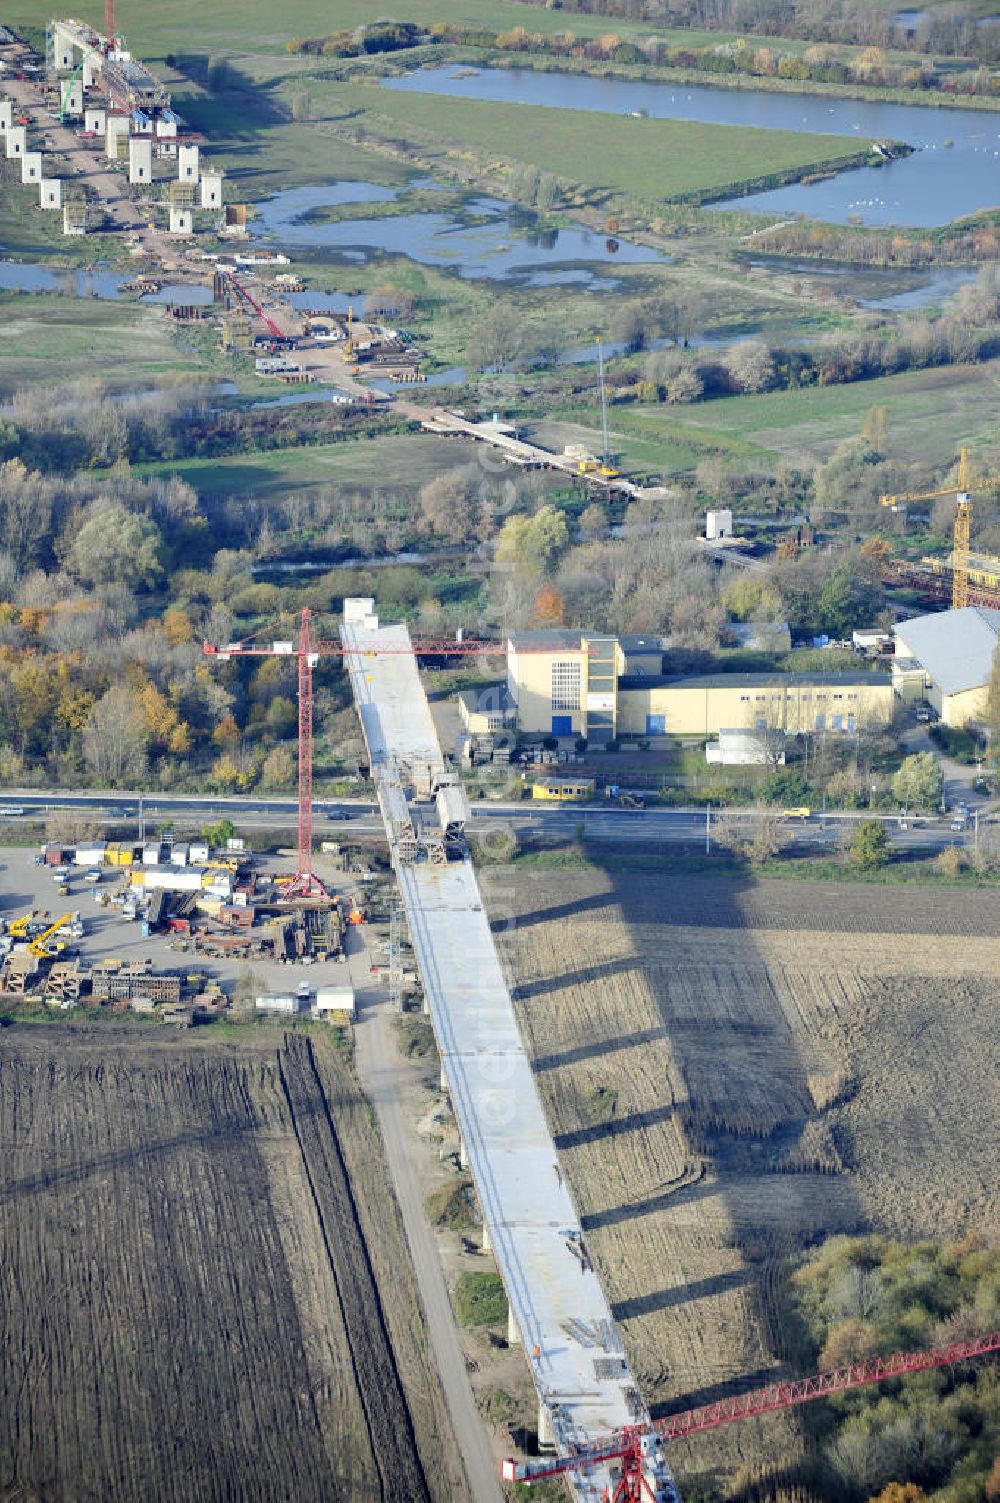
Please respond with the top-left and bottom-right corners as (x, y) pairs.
(439, 1056), (447, 1092)
(537, 1401), (555, 1453)
(459, 1133), (469, 1170)
(507, 1303), (520, 1346)
(482, 1216), (491, 1254)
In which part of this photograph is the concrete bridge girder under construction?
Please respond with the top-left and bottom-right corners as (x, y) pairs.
(339, 599), (677, 1503)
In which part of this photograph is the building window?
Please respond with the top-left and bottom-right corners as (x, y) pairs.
(740, 695), (750, 703)
(550, 661), (581, 712)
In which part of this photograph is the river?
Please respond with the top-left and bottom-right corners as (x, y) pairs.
(384, 66), (1000, 227)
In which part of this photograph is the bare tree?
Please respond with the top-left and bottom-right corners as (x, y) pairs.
(83, 684), (149, 785)
(725, 341), (776, 393)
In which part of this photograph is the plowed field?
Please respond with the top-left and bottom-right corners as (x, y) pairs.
(0, 1026), (464, 1503)
(489, 868), (1000, 1491)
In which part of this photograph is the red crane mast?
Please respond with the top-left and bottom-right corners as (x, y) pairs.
(503, 1328), (1000, 1499)
(203, 609), (510, 899)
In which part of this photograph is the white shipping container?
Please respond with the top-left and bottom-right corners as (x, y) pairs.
(315, 986), (355, 1018)
(74, 844), (106, 866)
(255, 993), (299, 1014)
(142, 866), (204, 892)
(189, 842), (209, 863)
(142, 843), (161, 865)
(170, 844), (190, 866)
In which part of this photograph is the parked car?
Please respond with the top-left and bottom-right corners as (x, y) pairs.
(84, 867), (101, 883)
(950, 818), (967, 832)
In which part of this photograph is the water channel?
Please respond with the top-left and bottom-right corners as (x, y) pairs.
(384, 65), (1000, 227)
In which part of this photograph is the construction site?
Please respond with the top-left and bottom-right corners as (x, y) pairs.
(0, 18), (664, 490)
(4, 7), (1000, 1496)
(1, 593), (999, 1502)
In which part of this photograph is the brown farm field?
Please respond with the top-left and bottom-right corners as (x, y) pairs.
(488, 867), (1000, 1494)
(0, 1026), (465, 1503)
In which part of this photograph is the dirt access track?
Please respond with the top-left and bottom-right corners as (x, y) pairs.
(489, 867), (1000, 1491)
(0, 1025), (466, 1503)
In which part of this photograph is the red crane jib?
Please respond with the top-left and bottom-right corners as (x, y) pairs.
(503, 1329), (1000, 1489)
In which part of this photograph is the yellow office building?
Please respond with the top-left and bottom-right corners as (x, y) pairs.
(617, 672), (893, 738)
(505, 631), (892, 740)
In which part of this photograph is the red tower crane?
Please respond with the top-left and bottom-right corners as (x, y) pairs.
(203, 609), (509, 900)
(502, 1327), (1000, 1500)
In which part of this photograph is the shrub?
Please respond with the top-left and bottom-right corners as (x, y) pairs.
(846, 819), (889, 871)
(453, 1271), (507, 1327)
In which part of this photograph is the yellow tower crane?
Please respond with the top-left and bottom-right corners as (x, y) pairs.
(879, 447), (1000, 609)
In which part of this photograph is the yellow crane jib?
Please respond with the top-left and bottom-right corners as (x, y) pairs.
(28, 913), (73, 958)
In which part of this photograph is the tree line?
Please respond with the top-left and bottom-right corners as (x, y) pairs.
(431, 20), (1000, 95)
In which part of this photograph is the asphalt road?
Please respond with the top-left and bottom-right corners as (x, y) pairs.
(2, 788), (985, 853)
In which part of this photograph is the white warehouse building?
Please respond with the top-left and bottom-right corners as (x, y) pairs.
(893, 606), (1000, 727)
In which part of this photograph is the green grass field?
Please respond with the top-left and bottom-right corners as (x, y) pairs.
(0, 294), (208, 394)
(135, 432), (487, 499)
(555, 358), (1000, 474)
(5, 0), (685, 59)
(325, 82), (857, 204)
